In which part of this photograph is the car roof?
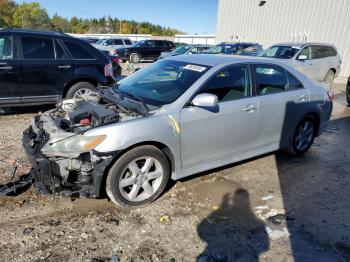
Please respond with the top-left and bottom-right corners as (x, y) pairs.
(271, 42), (336, 48)
(218, 42), (260, 46)
(0, 28), (71, 38)
(167, 54), (291, 67)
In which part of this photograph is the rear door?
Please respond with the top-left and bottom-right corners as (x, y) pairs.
(309, 45), (329, 81)
(253, 64), (310, 149)
(0, 34), (19, 105)
(18, 35), (75, 104)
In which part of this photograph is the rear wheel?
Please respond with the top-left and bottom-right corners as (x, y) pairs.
(324, 70), (335, 87)
(65, 82), (96, 99)
(106, 145), (170, 208)
(288, 117), (316, 156)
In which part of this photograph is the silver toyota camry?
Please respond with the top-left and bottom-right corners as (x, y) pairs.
(23, 55), (333, 207)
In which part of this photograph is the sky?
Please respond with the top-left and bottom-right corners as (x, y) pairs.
(16, 0), (218, 34)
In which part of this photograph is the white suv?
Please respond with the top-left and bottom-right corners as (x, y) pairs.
(263, 43), (342, 86)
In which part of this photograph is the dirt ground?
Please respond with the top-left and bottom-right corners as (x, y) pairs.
(0, 70), (349, 262)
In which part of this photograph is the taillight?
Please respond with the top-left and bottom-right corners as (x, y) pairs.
(104, 63), (113, 77)
(327, 90), (334, 101)
(112, 57), (121, 64)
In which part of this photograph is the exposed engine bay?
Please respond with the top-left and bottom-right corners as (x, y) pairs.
(22, 88), (148, 198)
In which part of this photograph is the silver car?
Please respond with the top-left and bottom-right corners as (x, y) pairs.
(262, 43), (342, 86)
(92, 38), (133, 53)
(23, 55), (333, 207)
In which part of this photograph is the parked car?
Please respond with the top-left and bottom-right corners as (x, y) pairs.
(92, 38), (132, 53)
(158, 44), (212, 60)
(0, 28), (120, 107)
(80, 37), (99, 44)
(346, 76), (350, 105)
(23, 55), (332, 207)
(114, 39), (176, 63)
(262, 43), (341, 86)
(205, 42), (263, 56)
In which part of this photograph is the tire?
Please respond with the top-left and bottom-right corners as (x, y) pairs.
(288, 117), (316, 156)
(324, 70), (335, 87)
(129, 53), (141, 63)
(65, 82), (96, 99)
(346, 84), (350, 106)
(106, 145), (170, 208)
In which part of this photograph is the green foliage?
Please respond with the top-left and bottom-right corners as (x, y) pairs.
(0, 1), (184, 35)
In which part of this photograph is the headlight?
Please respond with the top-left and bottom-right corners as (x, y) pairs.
(41, 135), (106, 155)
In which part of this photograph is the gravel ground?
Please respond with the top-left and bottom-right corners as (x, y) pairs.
(0, 70), (349, 261)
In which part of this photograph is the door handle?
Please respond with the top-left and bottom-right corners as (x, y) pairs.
(243, 105), (257, 112)
(0, 66), (13, 70)
(298, 95), (307, 101)
(57, 65), (71, 69)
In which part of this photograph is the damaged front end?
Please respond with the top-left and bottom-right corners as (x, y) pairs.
(22, 90), (144, 198)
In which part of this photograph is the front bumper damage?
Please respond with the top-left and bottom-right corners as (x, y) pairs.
(22, 117), (115, 198)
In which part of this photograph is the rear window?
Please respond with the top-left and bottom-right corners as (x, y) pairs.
(21, 37), (55, 60)
(326, 46), (337, 57)
(63, 41), (95, 59)
(114, 39), (124, 45)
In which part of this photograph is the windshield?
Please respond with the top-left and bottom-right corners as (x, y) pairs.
(205, 45), (238, 54)
(262, 46), (300, 59)
(117, 60), (210, 107)
(133, 40), (145, 47)
(174, 45), (191, 54)
(96, 39), (106, 45)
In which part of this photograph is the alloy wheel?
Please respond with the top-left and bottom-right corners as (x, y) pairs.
(73, 88), (94, 100)
(294, 120), (315, 152)
(119, 157), (164, 202)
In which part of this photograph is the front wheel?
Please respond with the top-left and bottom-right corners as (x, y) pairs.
(288, 117), (316, 156)
(106, 145), (170, 208)
(346, 84), (350, 106)
(129, 53), (141, 63)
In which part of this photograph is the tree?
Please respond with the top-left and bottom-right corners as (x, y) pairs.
(51, 13), (71, 32)
(13, 2), (51, 30)
(0, 0), (17, 28)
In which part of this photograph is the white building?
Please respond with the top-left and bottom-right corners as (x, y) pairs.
(216, 0), (350, 77)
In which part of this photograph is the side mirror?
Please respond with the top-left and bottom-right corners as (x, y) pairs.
(192, 93), (218, 108)
(297, 54), (308, 61)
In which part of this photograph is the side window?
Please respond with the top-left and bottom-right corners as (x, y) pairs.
(124, 39), (132, 45)
(145, 41), (156, 47)
(190, 47), (199, 54)
(21, 37), (54, 59)
(311, 45), (327, 59)
(286, 71), (304, 90)
(199, 65), (252, 102)
(255, 65), (288, 95)
(243, 44), (259, 53)
(63, 41), (95, 59)
(0, 36), (12, 60)
(105, 39), (114, 45)
(155, 41), (164, 47)
(299, 47), (311, 60)
(54, 41), (68, 60)
(326, 46), (337, 57)
(114, 39), (124, 45)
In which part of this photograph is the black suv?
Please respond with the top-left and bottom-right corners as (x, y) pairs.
(0, 29), (120, 107)
(114, 39), (176, 63)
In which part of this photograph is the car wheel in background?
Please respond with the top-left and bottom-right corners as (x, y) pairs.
(129, 53), (141, 63)
(288, 117), (316, 156)
(346, 84), (350, 106)
(65, 82), (96, 99)
(106, 145), (170, 208)
(324, 70), (335, 87)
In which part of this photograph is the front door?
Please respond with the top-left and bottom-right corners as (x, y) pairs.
(0, 34), (19, 105)
(18, 36), (74, 104)
(180, 64), (259, 170)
